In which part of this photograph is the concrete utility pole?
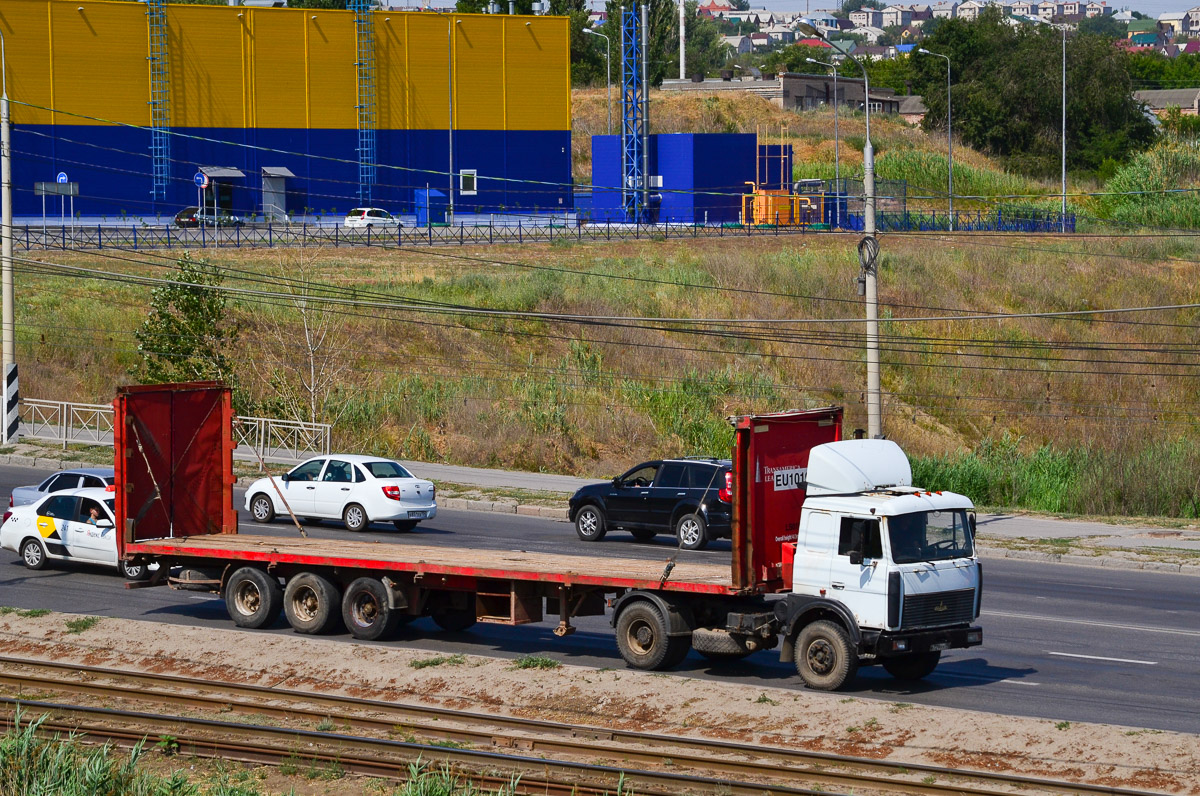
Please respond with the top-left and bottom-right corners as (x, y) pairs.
(800, 20), (881, 438)
(1, 30), (13, 375)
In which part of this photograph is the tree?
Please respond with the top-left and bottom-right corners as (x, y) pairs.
(598, 0), (722, 85)
(1077, 14), (1126, 39)
(876, 24), (906, 46)
(910, 8), (1155, 178)
(838, 0), (883, 16)
(250, 256), (351, 426)
(133, 255), (240, 390)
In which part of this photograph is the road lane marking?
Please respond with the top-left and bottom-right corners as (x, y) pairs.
(1047, 651), (1157, 665)
(985, 611), (1200, 637)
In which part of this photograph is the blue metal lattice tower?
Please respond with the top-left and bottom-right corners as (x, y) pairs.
(351, 0), (378, 206)
(620, 7), (645, 222)
(146, 0), (170, 203)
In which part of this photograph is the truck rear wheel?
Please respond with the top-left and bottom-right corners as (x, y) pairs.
(225, 567), (283, 629)
(284, 572), (342, 634)
(342, 577), (401, 641)
(795, 620), (858, 691)
(615, 601), (691, 671)
(882, 651), (941, 681)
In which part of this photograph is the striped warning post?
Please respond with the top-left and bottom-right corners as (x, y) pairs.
(3, 364), (17, 444)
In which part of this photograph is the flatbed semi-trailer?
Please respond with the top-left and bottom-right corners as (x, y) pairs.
(115, 382), (982, 690)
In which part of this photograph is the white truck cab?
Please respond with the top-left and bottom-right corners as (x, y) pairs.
(777, 439), (983, 689)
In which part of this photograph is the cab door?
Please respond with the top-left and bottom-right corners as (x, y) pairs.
(312, 459), (356, 517)
(34, 495), (79, 561)
(827, 516), (888, 628)
(66, 497), (115, 563)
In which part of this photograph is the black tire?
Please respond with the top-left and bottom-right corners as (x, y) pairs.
(675, 512), (708, 551)
(118, 559), (150, 581)
(630, 528), (657, 542)
(692, 628), (755, 662)
(343, 503), (369, 532)
(574, 504), (607, 541)
(224, 567), (283, 629)
(249, 494), (275, 524)
(795, 620), (859, 691)
(20, 538), (46, 571)
(342, 577), (402, 641)
(882, 651), (941, 682)
(284, 572), (342, 634)
(615, 601), (691, 671)
(432, 608), (477, 632)
(392, 520), (418, 532)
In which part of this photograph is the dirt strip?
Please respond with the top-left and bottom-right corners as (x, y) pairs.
(0, 611), (1196, 794)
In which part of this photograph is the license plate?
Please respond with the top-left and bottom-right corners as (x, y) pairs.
(409, 511), (428, 519)
(930, 641), (950, 651)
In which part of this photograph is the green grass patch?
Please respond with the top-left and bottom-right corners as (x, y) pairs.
(510, 655), (561, 670)
(409, 654), (467, 670)
(64, 616), (101, 634)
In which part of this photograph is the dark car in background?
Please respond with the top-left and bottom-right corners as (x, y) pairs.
(568, 458), (733, 550)
(173, 206), (200, 228)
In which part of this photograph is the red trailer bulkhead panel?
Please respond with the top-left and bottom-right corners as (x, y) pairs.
(731, 407), (842, 592)
(114, 382), (237, 555)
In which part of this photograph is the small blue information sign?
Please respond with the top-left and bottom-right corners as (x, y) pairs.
(194, 172), (209, 188)
(56, 172), (68, 184)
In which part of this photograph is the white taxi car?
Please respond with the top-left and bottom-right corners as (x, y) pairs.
(0, 487), (150, 579)
(244, 455), (436, 532)
(343, 208), (401, 229)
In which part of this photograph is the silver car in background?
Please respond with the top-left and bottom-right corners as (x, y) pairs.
(10, 467), (115, 508)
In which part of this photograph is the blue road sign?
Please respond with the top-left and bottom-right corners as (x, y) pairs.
(194, 172), (209, 188)
(56, 172), (68, 184)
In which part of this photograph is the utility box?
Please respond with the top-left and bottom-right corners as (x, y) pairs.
(414, 188), (448, 226)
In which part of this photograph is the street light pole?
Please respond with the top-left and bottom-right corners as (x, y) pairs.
(800, 20), (880, 438)
(805, 56), (840, 228)
(918, 48), (952, 231)
(583, 28), (612, 135)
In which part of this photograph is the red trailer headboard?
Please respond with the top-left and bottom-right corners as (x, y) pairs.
(114, 382), (237, 549)
(731, 407), (843, 592)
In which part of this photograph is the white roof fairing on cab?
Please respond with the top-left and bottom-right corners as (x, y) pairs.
(804, 440), (912, 497)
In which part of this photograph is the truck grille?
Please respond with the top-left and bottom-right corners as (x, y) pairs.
(902, 588), (975, 629)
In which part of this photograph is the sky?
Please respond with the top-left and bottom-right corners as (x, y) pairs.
(588, 0), (1192, 20)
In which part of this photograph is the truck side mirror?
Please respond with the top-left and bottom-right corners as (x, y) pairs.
(969, 513), (977, 534)
(849, 550), (863, 566)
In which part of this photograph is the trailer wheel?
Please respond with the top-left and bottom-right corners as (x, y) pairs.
(342, 577), (401, 641)
(675, 513), (709, 551)
(225, 567), (283, 629)
(20, 538), (46, 571)
(615, 601), (690, 671)
(118, 559), (150, 581)
(794, 620), (858, 691)
(343, 503), (369, 532)
(882, 651), (941, 681)
(284, 572), (343, 634)
(574, 505), (607, 542)
(249, 494), (275, 524)
(432, 608), (477, 632)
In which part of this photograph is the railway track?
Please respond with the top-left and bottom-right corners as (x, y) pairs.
(0, 655), (1165, 796)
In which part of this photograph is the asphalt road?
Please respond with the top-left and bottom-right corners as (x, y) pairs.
(0, 464), (1196, 734)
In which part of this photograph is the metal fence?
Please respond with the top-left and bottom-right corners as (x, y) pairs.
(20, 398), (330, 464)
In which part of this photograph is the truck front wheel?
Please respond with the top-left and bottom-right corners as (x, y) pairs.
(795, 620), (858, 691)
(882, 651), (941, 681)
(615, 601), (691, 671)
(284, 572), (342, 634)
(225, 567), (283, 629)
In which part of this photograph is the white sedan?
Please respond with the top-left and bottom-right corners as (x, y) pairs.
(343, 208), (401, 229)
(0, 487), (150, 579)
(244, 455), (436, 532)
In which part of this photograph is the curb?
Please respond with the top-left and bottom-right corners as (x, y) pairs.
(976, 545), (1200, 577)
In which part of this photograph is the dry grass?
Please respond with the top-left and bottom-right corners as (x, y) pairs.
(19, 230), (1200, 500)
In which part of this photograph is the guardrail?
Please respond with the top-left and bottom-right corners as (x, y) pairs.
(19, 399), (330, 464)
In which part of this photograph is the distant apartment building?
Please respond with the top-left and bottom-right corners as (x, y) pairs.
(849, 8), (884, 26)
(881, 5), (914, 26)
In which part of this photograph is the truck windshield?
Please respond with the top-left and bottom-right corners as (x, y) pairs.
(887, 510), (974, 564)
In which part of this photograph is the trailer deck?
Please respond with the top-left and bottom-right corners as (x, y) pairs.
(130, 535), (740, 595)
